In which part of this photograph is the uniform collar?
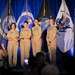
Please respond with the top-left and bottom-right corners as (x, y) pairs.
(35, 25), (39, 27)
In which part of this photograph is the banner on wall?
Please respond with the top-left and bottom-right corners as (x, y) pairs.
(38, 0), (53, 32)
(1, 0), (16, 35)
(55, 0), (74, 53)
(17, 0), (34, 32)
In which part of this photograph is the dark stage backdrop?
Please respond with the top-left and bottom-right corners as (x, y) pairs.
(0, 0), (75, 64)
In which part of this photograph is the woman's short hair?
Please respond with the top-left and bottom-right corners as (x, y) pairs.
(24, 21), (28, 24)
(34, 18), (39, 21)
(49, 16), (55, 25)
(10, 23), (16, 29)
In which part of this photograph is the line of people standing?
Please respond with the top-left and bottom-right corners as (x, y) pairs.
(6, 18), (57, 67)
